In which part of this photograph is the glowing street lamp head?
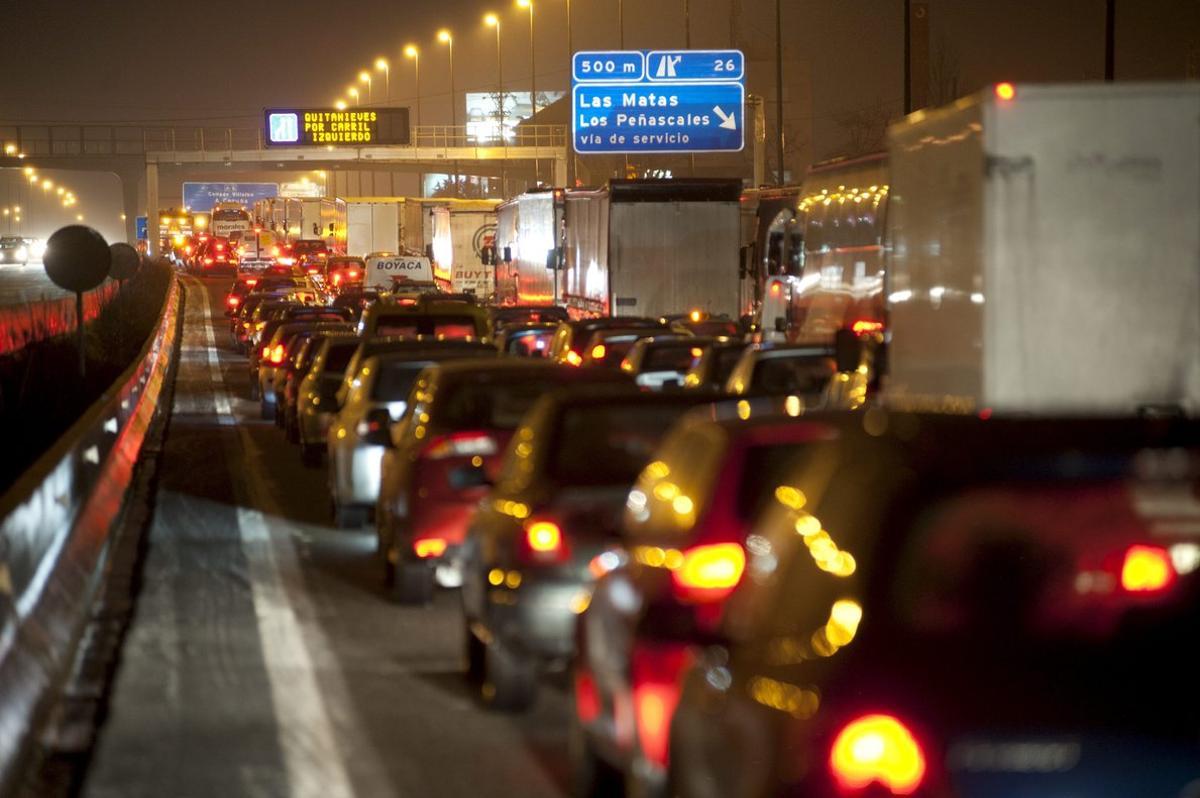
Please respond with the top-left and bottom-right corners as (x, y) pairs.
(3, 143), (16, 155)
(56, 187), (64, 196)
(375, 57), (388, 71)
(42, 179), (52, 190)
(437, 29), (452, 44)
(23, 167), (34, 176)
(335, 99), (348, 110)
(405, 44), (419, 58)
(348, 87), (360, 98)
(359, 71), (371, 83)
(484, 12), (499, 26)
(516, 0), (531, 8)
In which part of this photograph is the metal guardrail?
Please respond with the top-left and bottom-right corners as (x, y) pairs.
(0, 124), (567, 158)
(0, 272), (180, 796)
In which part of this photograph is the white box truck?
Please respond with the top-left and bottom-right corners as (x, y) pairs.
(428, 202), (499, 296)
(347, 202), (401, 256)
(496, 179), (744, 317)
(885, 82), (1200, 414)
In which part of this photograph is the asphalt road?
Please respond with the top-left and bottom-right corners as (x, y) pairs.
(0, 261), (72, 304)
(83, 276), (571, 798)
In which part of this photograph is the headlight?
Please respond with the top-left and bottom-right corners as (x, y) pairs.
(16, 247), (28, 261)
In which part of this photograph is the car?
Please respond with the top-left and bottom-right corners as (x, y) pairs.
(194, 236), (236, 275)
(490, 305), (570, 333)
(548, 318), (670, 366)
(292, 240), (329, 273)
(376, 361), (633, 604)
(724, 342), (839, 398)
(580, 329), (690, 370)
(620, 336), (719, 390)
(459, 390), (715, 712)
(495, 322), (559, 357)
(572, 411), (837, 796)
(279, 330), (351, 443)
(256, 315), (355, 419)
(331, 287), (383, 321)
(681, 338), (750, 392)
(0, 236), (30, 265)
(359, 297), (491, 340)
(660, 311), (742, 338)
(326, 342), (499, 528)
(335, 336), (498, 411)
(325, 256), (366, 292)
(664, 413), (1200, 798)
(295, 334), (362, 466)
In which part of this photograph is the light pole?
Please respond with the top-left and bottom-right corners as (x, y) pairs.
(359, 71), (373, 105)
(516, 0), (537, 116)
(349, 86), (361, 106)
(775, 0), (785, 184)
(405, 45), (421, 127)
(485, 14), (505, 144)
(438, 29), (458, 191)
(619, 0), (624, 48)
(376, 58), (390, 102)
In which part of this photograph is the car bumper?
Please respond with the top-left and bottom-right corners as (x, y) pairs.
(490, 577), (590, 661)
(300, 408), (333, 446)
(333, 442), (385, 505)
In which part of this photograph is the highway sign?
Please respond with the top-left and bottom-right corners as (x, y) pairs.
(263, 107), (411, 147)
(571, 49), (745, 155)
(182, 182), (278, 213)
(135, 216), (148, 240)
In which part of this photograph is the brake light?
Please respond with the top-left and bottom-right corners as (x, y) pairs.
(226, 295), (240, 307)
(851, 319), (884, 336)
(671, 543), (745, 602)
(770, 282), (782, 297)
(348, 269), (359, 278)
(631, 645), (692, 769)
(1121, 544), (1175, 593)
(332, 274), (342, 286)
(271, 246), (280, 257)
(307, 267), (320, 275)
(591, 344), (606, 360)
(830, 714), (926, 795)
(565, 350), (583, 367)
(414, 538), (448, 558)
(574, 668), (601, 724)
(216, 243), (225, 252)
(995, 81), (1016, 101)
(269, 344), (286, 365)
(245, 278), (257, 286)
(260, 345), (271, 360)
(204, 257), (214, 265)
(422, 431), (498, 460)
(521, 520), (568, 563)
(278, 257), (296, 266)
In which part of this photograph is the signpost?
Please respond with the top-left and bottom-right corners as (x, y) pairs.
(181, 183), (278, 213)
(43, 226), (111, 380)
(572, 49), (745, 155)
(135, 216), (148, 240)
(264, 107), (411, 147)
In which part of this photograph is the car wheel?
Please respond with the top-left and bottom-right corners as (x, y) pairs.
(260, 396), (274, 420)
(392, 561), (435, 605)
(569, 697), (625, 798)
(481, 637), (537, 712)
(464, 622), (485, 685)
(332, 500), (366, 529)
(300, 441), (322, 467)
(286, 414), (299, 443)
(249, 378), (260, 401)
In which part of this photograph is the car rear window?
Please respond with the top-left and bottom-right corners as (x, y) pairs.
(507, 330), (555, 356)
(321, 342), (358, 374)
(376, 315), (481, 339)
(435, 375), (570, 431)
(751, 353), (836, 395)
(688, 321), (740, 337)
(711, 346), (748, 383)
(735, 444), (823, 521)
(644, 344), (705, 373)
(549, 403), (695, 487)
(372, 362), (433, 401)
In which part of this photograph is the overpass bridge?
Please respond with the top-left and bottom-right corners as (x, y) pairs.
(0, 122), (569, 251)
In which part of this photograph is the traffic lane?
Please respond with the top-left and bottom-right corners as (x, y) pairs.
(87, 276), (571, 798)
(0, 261), (73, 304)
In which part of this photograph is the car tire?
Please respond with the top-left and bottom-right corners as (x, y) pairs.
(569, 697), (625, 798)
(300, 441), (322, 467)
(333, 500), (367, 529)
(464, 622), (485, 685)
(392, 561), (434, 605)
(260, 396), (274, 420)
(286, 414), (299, 444)
(481, 637), (537, 713)
(249, 379), (260, 401)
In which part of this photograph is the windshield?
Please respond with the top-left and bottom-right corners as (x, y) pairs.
(751, 352), (836, 395)
(372, 361), (433, 401)
(644, 343), (705, 373)
(376, 315), (481, 339)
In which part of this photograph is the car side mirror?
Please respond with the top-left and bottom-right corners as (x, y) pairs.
(481, 246), (494, 266)
(834, 328), (863, 373)
(774, 316), (787, 333)
(360, 408), (393, 446)
(503, 246), (513, 264)
(545, 248), (560, 271)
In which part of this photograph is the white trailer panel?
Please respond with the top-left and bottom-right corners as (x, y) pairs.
(347, 202), (400, 257)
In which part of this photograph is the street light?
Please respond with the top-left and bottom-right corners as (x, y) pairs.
(485, 13), (504, 144)
(348, 86), (361, 106)
(405, 45), (421, 127)
(438, 29), (458, 190)
(359, 70), (373, 104)
(335, 99), (348, 110)
(516, 0), (537, 117)
(375, 58), (390, 103)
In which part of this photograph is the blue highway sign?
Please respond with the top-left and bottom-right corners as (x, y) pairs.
(135, 216), (148, 240)
(571, 49), (745, 155)
(182, 182), (279, 213)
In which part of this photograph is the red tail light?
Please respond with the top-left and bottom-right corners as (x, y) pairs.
(830, 714), (927, 795)
(216, 243), (225, 252)
(414, 537), (448, 558)
(671, 543), (746, 603)
(631, 645), (693, 769)
(245, 278), (257, 286)
(204, 257), (214, 265)
(226, 295), (240, 307)
(307, 267), (320, 275)
(399, 297), (418, 306)
(260, 345), (271, 360)
(851, 319), (884, 336)
(268, 344), (286, 365)
(421, 431), (498, 460)
(348, 269), (359, 278)
(1121, 544), (1175, 593)
(574, 667), (601, 724)
(520, 520), (568, 564)
(590, 344), (606, 360)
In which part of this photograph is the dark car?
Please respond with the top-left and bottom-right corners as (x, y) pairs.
(661, 311), (741, 338)
(572, 411), (838, 795)
(336, 336), (498, 411)
(579, 329), (689, 370)
(659, 414), (1200, 798)
(360, 297), (491, 341)
(620, 336), (719, 390)
(682, 338), (750, 392)
(279, 330), (353, 443)
(195, 236), (236, 275)
(491, 305), (570, 333)
(255, 315), (355, 418)
(331, 287), (383, 321)
(495, 322), (559, 357)
(459, 391), (715, 712)
(376, 362), (633, 604)
(548, 318), (670, 366)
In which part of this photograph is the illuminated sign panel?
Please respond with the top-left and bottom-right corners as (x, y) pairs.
(263, 108), (411, 147)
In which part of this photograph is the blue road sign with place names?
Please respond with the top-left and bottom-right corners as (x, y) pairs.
(181, 182), (279, 213)
(136, 216), (148, 240)
(571, 49), (745, 155)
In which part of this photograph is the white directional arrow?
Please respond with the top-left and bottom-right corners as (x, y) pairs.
(713, 106), (738, 131)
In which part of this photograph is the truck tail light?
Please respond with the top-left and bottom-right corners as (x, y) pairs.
(414, 537), (448, 558)
(520, 520), (569, 564)
(995, 81), (1016, 101)
(671, 543), (745, 603)
(574, 667), (601, 724)
(630, 644), (692, 769)
(421, 431), (498, 460)
(830, 714), (927, 795)
(851, 319), (884, 336)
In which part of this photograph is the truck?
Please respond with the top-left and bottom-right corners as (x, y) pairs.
(885, 82), (1200, 414)
(495, 179), (744, 318)
(302, 198), (347, 253)
(427, 202), (498, 296)
(347, 201), (401, 257)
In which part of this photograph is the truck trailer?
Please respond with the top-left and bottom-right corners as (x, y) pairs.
(885, 82), (1200, 414)
(496, 179), (744, 318)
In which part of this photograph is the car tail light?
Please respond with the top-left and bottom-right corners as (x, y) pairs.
(414, 537), (448, 558)
(851, 319), (884, 336)
(1121, 544), (1175, 593)
(260, 345), (271, 360)
(203, 257), (214, 265)
(278, 257), (296, 266)
(348, 269), (359, 278)
(245, 278), (257, 286)
(216, 243), (225, 252)
(574, 667), (601, 724)
(421, 431), (498, 460)
(307, 267), (320, 275)
(226, 296), (240, 307)
(271, 246), (280, 257)
(520, 520), (569, 564)
(671, 543), (745, 603)
(565, 350), (583, 367)
(269, 345), (286, 365)
(995, 81), (1016, 101)
(332, 274), (342, 286)
(631, 645), (692, 769)
(830, 714), (927, 795)
(590, 344), (606, 360)
(217, 255), (227, 262)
